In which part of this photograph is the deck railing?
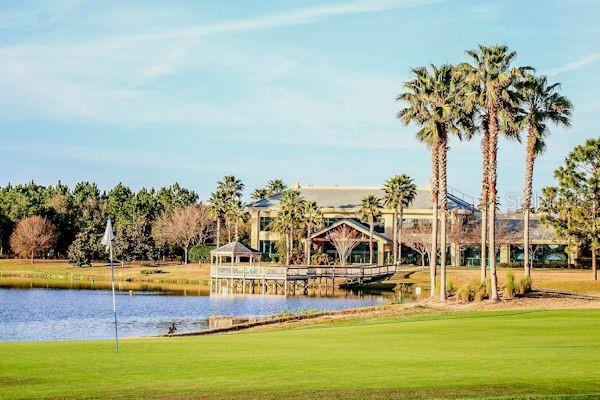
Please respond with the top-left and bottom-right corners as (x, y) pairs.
(211, 264), (396, 280)
(211, 265), (287, 280)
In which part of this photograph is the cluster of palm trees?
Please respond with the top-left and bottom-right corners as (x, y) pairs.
(271, 190), (322, 265)
(251, 179), (287, 201)
(208, 176), (249, 246)
(397, 44), (572, 301)
(359, 175), (417, 265)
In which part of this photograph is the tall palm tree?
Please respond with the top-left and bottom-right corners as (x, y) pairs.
(267, 179), (287, 196)
(302, 200), (322, 264)
(461, 45), (529, 300)
(517, 74), (572, 277)
(272, 210), (294, 265)
(216, 176), (244, 243)
(251, 188), (269, 201)
(359, 195), (382, 265)
(397, 65), (472, 300)
(274, 190), (305, 265)
(208, 192), (227, 247)
(226, 200), (249, 241)
(478, 114), (490, 283)
(217, 175), (244, 201)
(382, 177), (402, 266)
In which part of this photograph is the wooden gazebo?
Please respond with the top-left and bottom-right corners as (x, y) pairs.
(210, 241), (262, 267)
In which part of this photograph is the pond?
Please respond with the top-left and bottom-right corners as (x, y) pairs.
(0, 288), (391, 342)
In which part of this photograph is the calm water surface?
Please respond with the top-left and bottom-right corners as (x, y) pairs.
(0, 288), (389, 342)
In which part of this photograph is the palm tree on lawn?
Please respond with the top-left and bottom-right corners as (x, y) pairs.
(397, 64), (473, 300)
(302, 200), (322, 264)
(226, 200), (249, 241)
(517, 74), (572, 278)
(461, 44), (530, 301)
(359, 195), (382, 265)
(382, 177), (402, 266)
(217, 175), (244, 201)
(267, 179), (287, 196)
(274, 190), (305, 264)
(251, 188), (269, 201)
(208, 192), (227, 247)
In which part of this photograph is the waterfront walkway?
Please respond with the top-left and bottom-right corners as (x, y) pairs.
(210, 264), (397, 295)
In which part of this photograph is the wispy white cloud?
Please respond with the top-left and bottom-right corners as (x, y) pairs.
(0, 0), (441, 152)
(545, 52), (600, 77)
(125, 0), (442, 42)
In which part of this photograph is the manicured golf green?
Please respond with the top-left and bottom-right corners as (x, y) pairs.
(2, 309), (600, 399)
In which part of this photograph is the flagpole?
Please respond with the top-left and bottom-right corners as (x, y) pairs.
(109, 232), (119, 353)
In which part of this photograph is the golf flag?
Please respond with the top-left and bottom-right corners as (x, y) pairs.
(101, 218), (119, 353)
(101, 218), (114, 251)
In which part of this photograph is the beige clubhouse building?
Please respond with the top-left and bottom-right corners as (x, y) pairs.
(248, 183), (570, 266)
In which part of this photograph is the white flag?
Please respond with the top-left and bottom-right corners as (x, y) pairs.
(101, 218), (114, 252)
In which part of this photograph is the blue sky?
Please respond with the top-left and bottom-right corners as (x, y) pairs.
(1, 0), (599, 208)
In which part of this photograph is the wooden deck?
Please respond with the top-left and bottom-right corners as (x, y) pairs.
(210, 265), (396, 295)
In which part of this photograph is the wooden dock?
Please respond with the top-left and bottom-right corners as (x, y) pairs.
(210, 265), (396, 296)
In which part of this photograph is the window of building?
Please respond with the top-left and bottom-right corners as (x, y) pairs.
(374, 217), (385, 233)
(323, 217), (343, 228)
(259, 216), (274, 231)
(259, 240), (278, 261)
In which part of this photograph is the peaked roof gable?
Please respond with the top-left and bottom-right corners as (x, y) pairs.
(310, 218), (391, 243)
(211, 241), (261, 255)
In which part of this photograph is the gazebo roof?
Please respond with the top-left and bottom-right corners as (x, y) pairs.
(210, 241), (262, 256)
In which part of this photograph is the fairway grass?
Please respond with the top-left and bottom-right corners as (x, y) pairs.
(2, 309), (600, 399)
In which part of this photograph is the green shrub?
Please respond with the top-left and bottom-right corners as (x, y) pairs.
(188, 244), (216, 263)
(446, 279), (456, 296)
(311, 253), (333, 265)
(516, 276), (533, 295)
(473, 281), (488, 302)
(140, 269), (167, 275)
(503, 271), (516, 299)
(456, 284), (472, 303)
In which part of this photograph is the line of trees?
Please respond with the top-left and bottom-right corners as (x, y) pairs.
(0, 182), (213, 265)
(540, 138), (599, 280)
(397, 44), (574, 300)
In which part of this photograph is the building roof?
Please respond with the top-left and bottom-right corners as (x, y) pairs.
(210, 241), (261, 256)
(496, 214), (559, 241)
(249, 184), (475, 212)
(310, 218), (392, 243)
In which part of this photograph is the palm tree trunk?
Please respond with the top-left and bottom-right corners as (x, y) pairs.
(369, 221), (374, 265)
(393, 211), (398, 265)
(305, 226), (311, 265)
(523, 124), (537, 278)
(488, 106), (500, 301)
(439, 135), (448, 301)
(480, 133), (489, 283)
(235, 222), (239, 241)
(286, 232), (291, 265)
(593, 246), (597, 281)
(430, 144), (440, 298)
(398, 208), (404, 266)
(216, 219), (221, 247)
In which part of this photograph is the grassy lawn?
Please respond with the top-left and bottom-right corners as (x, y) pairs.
(2, 309), (600, 399)
(0, 259), (213, 294)
(390, 267), (600, 296)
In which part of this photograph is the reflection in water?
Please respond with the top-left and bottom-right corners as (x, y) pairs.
(0, 286), (393, 342)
